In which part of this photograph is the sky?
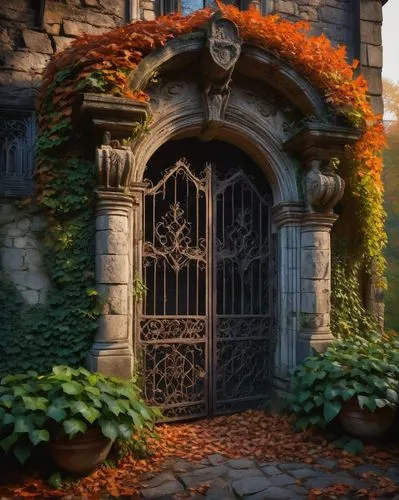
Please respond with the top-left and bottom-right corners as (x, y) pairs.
(382, 1), (399, 83)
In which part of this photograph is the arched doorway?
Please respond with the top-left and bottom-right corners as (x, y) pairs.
(137, 139), (276, 420)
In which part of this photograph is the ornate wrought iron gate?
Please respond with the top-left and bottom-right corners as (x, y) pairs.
(139, 159), (274, 420)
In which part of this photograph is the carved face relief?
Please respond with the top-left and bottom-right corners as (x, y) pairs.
(208, 18), (241, 71)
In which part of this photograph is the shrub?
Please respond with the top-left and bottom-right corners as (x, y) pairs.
(0, 366), (160, 464)
(289, 332), (399, 434)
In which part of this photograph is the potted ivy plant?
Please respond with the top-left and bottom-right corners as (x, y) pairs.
(0, 366), (160, 475)
(289, 332), (399, 441)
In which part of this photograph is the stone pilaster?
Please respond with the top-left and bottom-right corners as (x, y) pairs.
(87, 135), (136, 379)
(273, 203), (303, 385)
(87, 192), (134, 378)
(297, 213), (337, 362)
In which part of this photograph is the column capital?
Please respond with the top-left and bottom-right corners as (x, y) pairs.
(301, 212), (338, 231)
(96, 190), (137, 217)
(272, 202), (305, 228)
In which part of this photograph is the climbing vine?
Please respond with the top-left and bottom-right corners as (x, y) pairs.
(1, 4), (387, 373)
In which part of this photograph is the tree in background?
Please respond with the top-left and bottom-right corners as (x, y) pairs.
(383, 79), (399, 331)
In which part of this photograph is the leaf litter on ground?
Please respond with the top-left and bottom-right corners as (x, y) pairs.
(1, 410), (398, 499)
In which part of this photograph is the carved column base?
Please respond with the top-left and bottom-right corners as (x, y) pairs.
(297, 329), (334, 360)
(87, 344), (133, 379)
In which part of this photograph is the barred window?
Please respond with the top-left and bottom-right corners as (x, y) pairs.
(0, 111), (36, 197)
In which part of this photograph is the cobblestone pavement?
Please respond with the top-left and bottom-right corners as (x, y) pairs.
(139, 454), (399, 499)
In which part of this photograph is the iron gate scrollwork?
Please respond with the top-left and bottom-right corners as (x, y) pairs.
(139, 158), (274, 420)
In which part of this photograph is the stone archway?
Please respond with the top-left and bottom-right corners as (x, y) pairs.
(84, 13), (360, 400)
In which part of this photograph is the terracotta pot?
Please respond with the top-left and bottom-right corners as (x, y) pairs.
(49, 427), (112, 475)
(339, 398), (395, 438)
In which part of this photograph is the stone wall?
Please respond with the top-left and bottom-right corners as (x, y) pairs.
(270, 0), (384, 114)
(0, 0), (128, 109)
(0, 202), (49, 305)
(271, 0), (356, 60)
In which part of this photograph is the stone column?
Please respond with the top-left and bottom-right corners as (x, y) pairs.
(87, 136), (135, 379)
(297, 213), (337, 362)
(296, 158), (345, 361)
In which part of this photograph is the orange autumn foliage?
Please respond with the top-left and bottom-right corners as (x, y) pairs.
(37, 4), (387, 272)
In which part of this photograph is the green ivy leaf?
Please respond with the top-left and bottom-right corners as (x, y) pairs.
(14, 416), (33, 434)
(63, 418), (87, 439)
(29, 429), (50, 446)
(323, 401), (341, 423)
(61, 381), (83, 395)
(344, 439), (364, 455)
(0, 433), (18, 453)
(100, 420), (118, 441)
(13, 444), (31, 464)
(47, 405), (67, 422)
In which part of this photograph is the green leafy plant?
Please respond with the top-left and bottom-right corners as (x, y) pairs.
(132, 276), (148, 301)
(289, 333), (399, 439)
(0, 366), (160, 465)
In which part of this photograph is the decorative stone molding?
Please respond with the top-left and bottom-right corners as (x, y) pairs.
(96, 132), (134, 191)
(201, 13), (242, 138)
(304, 160), (345, 213)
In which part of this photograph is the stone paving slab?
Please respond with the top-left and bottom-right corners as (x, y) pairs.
(137, 454), (399, 499)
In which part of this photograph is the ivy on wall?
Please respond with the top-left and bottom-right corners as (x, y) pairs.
(0, 156), (99, 376)
(0, 4), (387, 373)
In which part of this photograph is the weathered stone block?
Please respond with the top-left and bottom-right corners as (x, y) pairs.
(84, 0), (98, 6)
(141, 1), (155, 9)
(85, 12), (116, 27)
(53, 36), (73, 52)
(320, 6), (351, 26)
(300, 278), (329, 294)
(12, 271), (50, 290)
(96, 215), (128, 232)
(301, 312), (330, 328)
(0, 248), (24, 271)
(97, 315), (128, 342)
(360, 0), (382, 22)
(2, 51), (50, 73)
(99, 0), (125, 17)
(276, 0), (299, 16)
(14, 236), (39, 249)
(22, 30), (53, 54)
(21, 289), (40, 305)
(301, 230), (329, 250)
(0, 6), (34, 23)
(367, 44), (383, 68)
(301, 250), (330, 279)
(360, 20), (382, 45)
(24, 248), (45, 272)
(63, 20), (107, 36)
(96, 230), (128, 255)
(17, 218), (31, 231)
(44, 23), (61, 35)
(98, 284), (128, 314)
(301, 291), (330, 314)
(96, 254), (129, 284)
(361, 66), (382, 95)
(142, 9), (155, 21)
(87, 350), (133, 379)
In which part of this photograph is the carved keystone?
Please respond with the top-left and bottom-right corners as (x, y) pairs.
(96, 132), (134, 191)
(201, 13), (242, 138)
